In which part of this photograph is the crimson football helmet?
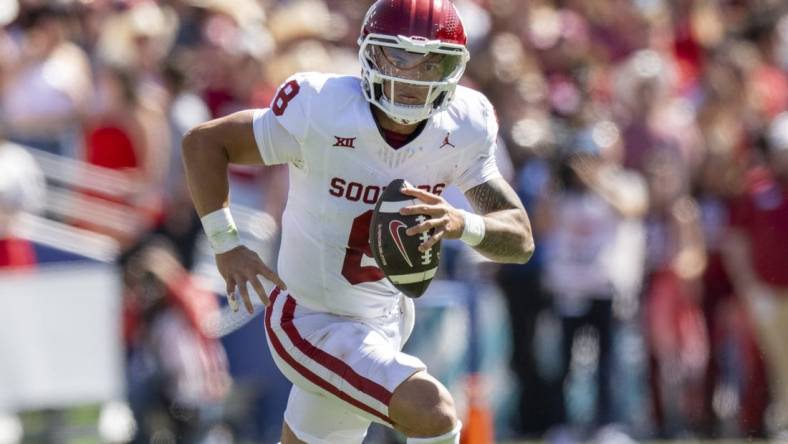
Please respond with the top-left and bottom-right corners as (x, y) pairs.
(358, 0), (470, 125)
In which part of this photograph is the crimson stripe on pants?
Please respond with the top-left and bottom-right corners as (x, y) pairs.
(279, 295), (393, 406)
(264, 288), (393, 424)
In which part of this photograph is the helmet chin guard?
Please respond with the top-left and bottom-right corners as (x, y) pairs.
(378, 92), (440, 126)
(358, 0), (470, 125)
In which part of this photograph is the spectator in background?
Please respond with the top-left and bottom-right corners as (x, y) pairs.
(92, 1), (175, 190)
(152, 58), (213, 269)
(497, 133), (558, 436)
(695, 151), (768, 436)
(541, 126), (648, 439)
(695, 51), (750, 163)
(615, 50), (682, 173)
(0, 4), (91, 157)
(76, 65), (167, 247)
(723, 112), (788, 438)
(642, 148), (708, 438)
(121, 239), (231, 444)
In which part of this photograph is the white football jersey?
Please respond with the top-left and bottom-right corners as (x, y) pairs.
(252, 72), (501, 318)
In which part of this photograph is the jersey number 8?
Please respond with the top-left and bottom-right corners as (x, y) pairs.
(272, 80), (301, 116)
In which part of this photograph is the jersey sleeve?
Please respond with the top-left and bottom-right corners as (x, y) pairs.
(252, 107), (304, 166)
(251, 73), (327, 166)
(453, 95), (503, 192)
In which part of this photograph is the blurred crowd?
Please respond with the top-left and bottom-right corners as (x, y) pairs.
(1, 0), (788, 442)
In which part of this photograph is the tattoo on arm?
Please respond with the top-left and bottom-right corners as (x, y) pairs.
(465, 178), (534, 263)
(465, 177), (524, 214)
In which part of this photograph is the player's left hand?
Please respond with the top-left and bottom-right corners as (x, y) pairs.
(400, 186), (465, 252)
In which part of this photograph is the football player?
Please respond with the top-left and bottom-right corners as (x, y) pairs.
(182, 1), (534, 442)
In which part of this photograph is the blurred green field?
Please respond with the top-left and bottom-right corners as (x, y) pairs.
(18, 407), (99, 444)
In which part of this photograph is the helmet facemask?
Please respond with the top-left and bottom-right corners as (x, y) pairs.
(359, 34), (469, 125)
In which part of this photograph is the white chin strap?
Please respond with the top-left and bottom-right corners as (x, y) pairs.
(406, 420), (462, 443)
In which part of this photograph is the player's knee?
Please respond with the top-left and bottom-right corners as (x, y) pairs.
(390, 372), (458, 437)
(416, 395), (456, 437)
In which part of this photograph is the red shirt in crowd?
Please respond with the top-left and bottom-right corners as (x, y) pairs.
(84, 125), (138, 171)
(730, 167), (788, 287)
(0, 237), (36, 268)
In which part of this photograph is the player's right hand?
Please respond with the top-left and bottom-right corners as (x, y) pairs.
(215, 245), (287, 313)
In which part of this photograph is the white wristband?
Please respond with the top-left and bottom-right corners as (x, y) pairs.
(459, 210), (485, 246)
(200, 208), (242, 254)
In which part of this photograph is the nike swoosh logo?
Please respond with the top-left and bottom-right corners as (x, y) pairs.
(388, 220), (413, 268)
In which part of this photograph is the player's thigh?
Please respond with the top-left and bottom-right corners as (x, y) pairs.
(265, 290), (425, 428)
(283, 385), (371, 444)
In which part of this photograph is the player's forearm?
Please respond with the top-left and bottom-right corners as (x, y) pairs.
(465, 178), (535, 264)
(181, 126), (231, 217)
(475, 209), (534, 264)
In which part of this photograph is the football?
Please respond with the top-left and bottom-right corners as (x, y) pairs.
(369, 179), (441, 298)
